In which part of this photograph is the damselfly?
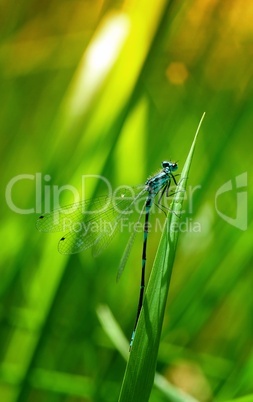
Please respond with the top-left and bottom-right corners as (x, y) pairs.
(36, 161), (178, 347)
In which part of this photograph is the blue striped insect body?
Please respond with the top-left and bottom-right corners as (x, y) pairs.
(36, 161), (178, 349)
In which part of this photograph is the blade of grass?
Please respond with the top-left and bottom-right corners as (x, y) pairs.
(223, 397), (253, 402)
(97, 304), (199, 402)
(118, 113), (205, 402)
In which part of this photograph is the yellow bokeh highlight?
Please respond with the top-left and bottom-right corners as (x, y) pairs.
(66, 12), (130, 119)
(166, 62), (189, 85)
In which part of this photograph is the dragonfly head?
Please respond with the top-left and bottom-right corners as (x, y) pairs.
(162, 161), (178, 173)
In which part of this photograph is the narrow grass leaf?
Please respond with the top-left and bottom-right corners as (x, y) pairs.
(118, 114), (205, 402)
(223, 396), (253, 402)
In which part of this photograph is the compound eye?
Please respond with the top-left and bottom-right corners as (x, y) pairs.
(162, 161), (170, 168)
(162, 161), (178, 172)
(172, 162), (178, 171)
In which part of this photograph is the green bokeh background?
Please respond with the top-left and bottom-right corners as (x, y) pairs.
(1, 1), (252, 401)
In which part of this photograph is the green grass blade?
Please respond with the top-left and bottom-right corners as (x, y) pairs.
(223, 396), (253, 402)
(118, 114), (205, 402)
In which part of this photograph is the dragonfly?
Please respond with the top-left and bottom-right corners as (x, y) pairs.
(36, 161), (178, 348)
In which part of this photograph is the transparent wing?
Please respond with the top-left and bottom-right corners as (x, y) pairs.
(36, 196), (110, 233)
(91, 187), (148, 257)
(58, 203), (124, 255)
(116, 201), (146, 281)
(36, 186), (147, 255)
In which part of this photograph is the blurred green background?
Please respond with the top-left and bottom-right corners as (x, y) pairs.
(1, 0), (252, 401)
